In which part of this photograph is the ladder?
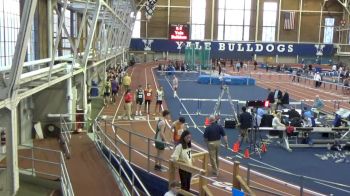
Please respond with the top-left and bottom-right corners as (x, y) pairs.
(213, 85), (239, 122)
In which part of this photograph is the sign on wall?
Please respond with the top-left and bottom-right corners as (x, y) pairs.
(169, 24), (189, 41)
(130, 38), (335, 59)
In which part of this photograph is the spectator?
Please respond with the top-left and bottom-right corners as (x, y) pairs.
(238, 107), (252, 146)
(308, 64), (313, 75)
(235, 61), (241, 72)
(218, 63), (222, 76)
(172, 117), (186, 145)
(171, 130), (193, 192)
(253, 60), (258, 70)
(274, 87), (282, 110)
(272, 112), (286, 130)
(122, 73), (131, 91)
(267, 88), (275, 104)
(123, 89), (133, 120)
(313, 95), (325, 113)
(203, 115), (229, 176)
(292, 69), (297, 82)
(303, 107), (313, 119)
(281, 90), (289, 107)
(314, 72), (322, 88)
(164, 181), (180, 196)
(154, 110), (170, 172)
(288, 107), (301, 119)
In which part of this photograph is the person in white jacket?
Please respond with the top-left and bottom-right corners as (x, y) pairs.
(314, 72), (322, 88)
(171, 130), (192, 192)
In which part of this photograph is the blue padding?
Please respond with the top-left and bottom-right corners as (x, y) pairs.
(197, 75), (255, 86)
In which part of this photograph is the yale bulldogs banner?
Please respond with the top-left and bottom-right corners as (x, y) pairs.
(130, 38), (334, 59)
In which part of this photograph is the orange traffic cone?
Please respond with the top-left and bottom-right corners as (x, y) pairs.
(232, 142), (240, 153)
(261, 143), (267, 153)
(204, 117), (210, 126)
(244, 148), (250, 159)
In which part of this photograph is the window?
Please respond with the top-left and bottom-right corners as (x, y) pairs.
(27, 23), (37, 61)
(217, 0), (251, 41)
(323, 18), (334, 44)
(262, 2), (278, 42)
(191, 0), (206, 40)
(0, 0), (20, 70)
(62, 9), (72, 55)
(132, 11), (141, 38)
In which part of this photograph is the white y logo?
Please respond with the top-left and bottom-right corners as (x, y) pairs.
(314, 44), (325, 56)
(142, 39), (153, 51)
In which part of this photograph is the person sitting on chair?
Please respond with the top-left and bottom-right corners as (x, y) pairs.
(288, 107), (301, 119)
(272, 112), (286, 130)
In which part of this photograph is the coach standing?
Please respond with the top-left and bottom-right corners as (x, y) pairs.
(203, 115), (229, 176)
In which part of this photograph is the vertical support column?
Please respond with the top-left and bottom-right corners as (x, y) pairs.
(81, 0), (101, 112)
(254, 0), (260, 42)
(6, 103), (19, 195)
(5, 0), (38, 194)
(254, 0), (260, 61)
(276, 0), (281, 63)
(318, 3), (324, 43)
(210, 0), (215, 41)
(297, 0), (302, 43)
(47, 0), (53, 59)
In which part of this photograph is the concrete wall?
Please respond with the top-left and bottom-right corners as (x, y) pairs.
(32, 82), (68, 129)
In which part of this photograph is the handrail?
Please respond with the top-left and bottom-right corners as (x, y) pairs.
(18, 145), (74, 196)
(60, 115), (72, 159)
(93, 120), (151, 196)
(233, 161), (256, 196)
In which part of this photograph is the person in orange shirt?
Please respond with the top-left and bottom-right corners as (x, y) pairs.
(171, 117), (186, 145)
(144, 84), (153, 114)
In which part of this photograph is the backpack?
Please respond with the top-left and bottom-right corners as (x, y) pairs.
(286, 125), (295, 136)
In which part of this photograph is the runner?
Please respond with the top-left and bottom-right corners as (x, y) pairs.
(144, 84), (153, 115)
(111, 76), (119, 104)
(154, 86), (164, 115)
(172, 75), (178, 98)
(135, 85), (144, 116)
(171, 116), (186, 145)
(103, 80), (111, 106)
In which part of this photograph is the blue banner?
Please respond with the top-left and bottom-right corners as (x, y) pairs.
(129, 38), (334, 59)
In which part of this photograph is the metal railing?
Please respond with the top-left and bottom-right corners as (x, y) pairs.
(18, 145), (74, 196)
(246, 163), (350, 196)
(59, 113), (90, 158)
(93, 120), (151, 196)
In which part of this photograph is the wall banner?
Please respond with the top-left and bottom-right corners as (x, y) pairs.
(129, 38), (334, 59)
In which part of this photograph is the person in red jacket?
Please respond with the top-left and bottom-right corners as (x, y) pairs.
(123, 89), (133, 120)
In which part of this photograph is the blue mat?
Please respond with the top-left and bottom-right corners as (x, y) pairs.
(155, 70), (350, 196)
(197, 75), (256, 85)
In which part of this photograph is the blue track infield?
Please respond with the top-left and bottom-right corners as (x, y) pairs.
(155, 71), (350, 196)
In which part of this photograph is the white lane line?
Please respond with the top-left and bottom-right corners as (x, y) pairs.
(159, 68), (327, 196)
(112, 67), (135, 123)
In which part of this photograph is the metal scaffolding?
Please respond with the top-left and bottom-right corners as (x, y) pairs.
(0, 0), (136, 195)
